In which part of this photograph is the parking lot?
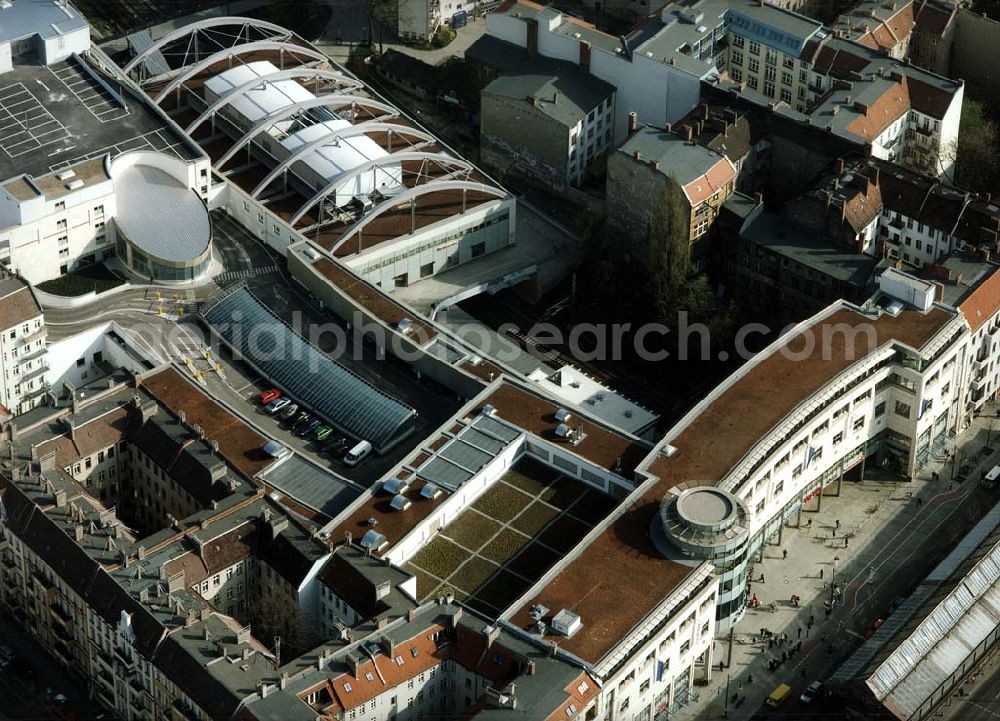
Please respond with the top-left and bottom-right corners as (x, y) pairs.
(404, 458), (617, 616)
(0, 83), (70, 158)
(49, 58), (130, 123)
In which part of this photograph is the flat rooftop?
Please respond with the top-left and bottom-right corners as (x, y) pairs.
(0, 0), (88, 45)
(741, 209), (879, 286)
(509, 302), (956, 665)
(0, 59), (200, 185)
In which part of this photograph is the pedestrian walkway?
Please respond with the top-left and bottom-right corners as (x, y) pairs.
(680, 408), (1000, 721)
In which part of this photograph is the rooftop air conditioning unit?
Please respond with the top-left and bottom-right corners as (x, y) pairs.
(66, 179), (85, 190)
(551, 609), (582, 637)
(56, 169), (76, 181)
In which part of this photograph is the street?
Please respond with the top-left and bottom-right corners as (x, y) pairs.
(678, 411), (1000, 721)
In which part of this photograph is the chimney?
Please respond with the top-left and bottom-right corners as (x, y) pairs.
(754, 191), (763, 205)
(527, 18), (539, 58)
(578, 41), (591, 72)
(627, 111), (638, 134)
(651, 160), (660, 171)
(633, 150), (641, 161)
(552, 90), (560, 104)
(835, 158), (845, 174)
(685, 126), (693, 142)
(870, 166), (880, 187)
(407, 609), (417, 623)
(665, 122), (672, 133)
(701, 103), (709, 120)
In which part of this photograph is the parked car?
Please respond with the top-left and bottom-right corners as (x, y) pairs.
(864, 617), (885, 639)
(343, 440), (373, 467)
(258, 388), (281, 405)
(290, 410), (310, 428)
(314, 425), (334, 442)
(800, 681), (822, 703)
(323, 437), (349, 455)
(266, 397), (291, 414)
(294, 417), (322, 437)
(279, 403), (300, 420)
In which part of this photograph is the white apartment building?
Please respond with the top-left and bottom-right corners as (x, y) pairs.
(0, 2), (211, 285)
(0, 275), (47, 415)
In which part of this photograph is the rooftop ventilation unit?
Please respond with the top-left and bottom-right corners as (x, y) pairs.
(56, 169), (76, 181)
(555, 423), (571, 438)
(397, 318), (414, 334)
(390, 494), (411, 512)
(529, 604), (549, 621)
(554, 408), (572, 423)
(66, 179), (85, 190)
(383, 477), (410, 495)
(420, 483), (442, 500)
(551, 609), (582, 637)
(360, 529), (388, 552)
(885, 300), (904, 317)
(481, 404), (497, 417)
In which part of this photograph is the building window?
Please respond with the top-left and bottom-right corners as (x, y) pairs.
(748, 58), (759, 74)
(731, 68), (742, 82)
(780, 88), (792, 103)
(895, 401), (911, 418)
(748, 40), (760, 55)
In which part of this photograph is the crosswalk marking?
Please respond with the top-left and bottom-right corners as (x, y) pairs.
(214, 265), (279, 283)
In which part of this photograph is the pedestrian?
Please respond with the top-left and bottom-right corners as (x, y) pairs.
(782, 549), (788, 560)
(782, 633), (787, 644)
(845, 537), (850, 548)
(797, 627), (802, 639)
(748, 674), (753, 685)
(820, 568), (824, 579)
(808, 614), (814, 627)
(796, 641), (802, 653)
(800, 668), (807, 678)
(832, 528), (837, 538)
(760, 573), (765, 583)
(782, 650), (787, 663)
(760, 627), (765, 638)
(768, 637), (773, 649)
(835, 519), (840, 529)
(917, 497), (923, 507)
(806, 518), (812, 527)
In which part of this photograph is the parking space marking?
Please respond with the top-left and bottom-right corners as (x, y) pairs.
(47, 60), (129, 123)
(0, 83), (70, 157)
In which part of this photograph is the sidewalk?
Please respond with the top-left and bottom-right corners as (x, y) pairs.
(677, 408), (1000, 721)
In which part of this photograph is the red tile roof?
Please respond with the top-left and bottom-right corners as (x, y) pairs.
(959, 266), (1000, 332)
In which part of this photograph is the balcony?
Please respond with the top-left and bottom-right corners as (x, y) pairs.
(114, 644), (136, 669)
(50, 601), (73, 626)
(18, 327), (46, 348)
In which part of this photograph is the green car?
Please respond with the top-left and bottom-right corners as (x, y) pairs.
(314, 425), (334, 441)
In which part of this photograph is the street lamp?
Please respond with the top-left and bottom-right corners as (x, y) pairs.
(829, 556), (840, 605)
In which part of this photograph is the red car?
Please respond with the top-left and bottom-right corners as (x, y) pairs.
(258, 388), (281, 405)
(864, 618), (885, 639)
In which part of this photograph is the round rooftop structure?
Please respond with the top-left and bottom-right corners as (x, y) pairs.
(660, 485), (752, 631)
(110, 151), (212, 282)
(675, 487), (742, 533)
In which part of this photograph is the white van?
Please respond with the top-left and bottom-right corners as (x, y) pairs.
(343, 440), (373, 467)
(982, 465), (1000, 489)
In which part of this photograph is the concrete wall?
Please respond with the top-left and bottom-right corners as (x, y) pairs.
(480, 91), (569, 189)
(952, 10), (1000, 98)
(605, 151), (672, 264)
